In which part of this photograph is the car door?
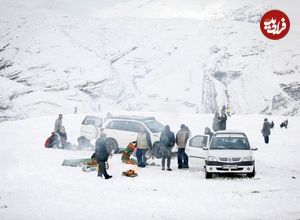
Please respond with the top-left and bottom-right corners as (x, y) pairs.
(104, 120), (141, 149)
(80, 116), (102, 140)
(186, 135), (210, 159)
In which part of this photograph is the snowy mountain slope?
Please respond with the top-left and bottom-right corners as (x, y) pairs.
(0, 0), (300, 121)
(0, 113), (300, 219)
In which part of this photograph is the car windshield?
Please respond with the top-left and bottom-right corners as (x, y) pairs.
(210, 137), (250, 150)
(143, 120), (164, 133)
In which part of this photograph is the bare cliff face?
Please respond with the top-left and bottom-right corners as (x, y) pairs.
(0, 0), (299, 121)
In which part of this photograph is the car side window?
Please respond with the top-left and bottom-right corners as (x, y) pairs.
(127, 121), (142, 132)
(106, 121), (125, 131)
(105, 120), (143, 132)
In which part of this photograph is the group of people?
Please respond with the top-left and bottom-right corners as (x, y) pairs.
(46, 112), (290, 180)
(92, 123), (192, 180)
(45, 114), (69, 148)
(134, 123), (191, 170)
(212, 107), (228, 132)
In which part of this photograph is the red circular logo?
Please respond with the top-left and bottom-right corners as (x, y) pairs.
(260, 10), (290, 40)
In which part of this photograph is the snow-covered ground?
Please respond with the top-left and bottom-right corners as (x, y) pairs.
(1, 0), (300, 121)
(0, 113), (300, 219)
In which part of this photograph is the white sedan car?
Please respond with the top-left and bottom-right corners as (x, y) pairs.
(188, 131), (257, 179)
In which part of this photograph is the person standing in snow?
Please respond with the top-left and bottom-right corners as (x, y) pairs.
(95, 136), (112, 179)
(54, 114), (63, 133)
(221, 105), (226, 114)
(176, 124), (190, 169)
(212, 112), (220, 132)
(204, 127), (214, 141)
(219, 112), (227, 131)
(136, 126), (152, 167)
(160, 125), (175, 171)
(58, 126), (67, 148)
(261, 118), (271, 144)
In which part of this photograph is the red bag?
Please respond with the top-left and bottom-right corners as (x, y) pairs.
(44, 137), (51, 148)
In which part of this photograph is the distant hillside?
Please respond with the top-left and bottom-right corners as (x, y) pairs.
(0, 0), (299, 121)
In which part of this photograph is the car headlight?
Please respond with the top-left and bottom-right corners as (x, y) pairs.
(207, 156), (217, 161)
(242, 156), (254, 161)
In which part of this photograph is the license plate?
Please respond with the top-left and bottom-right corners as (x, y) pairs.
(222, 165), (238, 169)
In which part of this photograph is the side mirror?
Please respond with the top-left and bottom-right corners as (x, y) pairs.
(202, 147), (208, 151)
(251, 147), (258, 151)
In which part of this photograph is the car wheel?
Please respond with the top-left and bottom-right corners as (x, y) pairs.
(205, 170), (212, 179)
(106, 138), (119, 154)
(247, 167), (255, 178)
(77, 136), (90, 148)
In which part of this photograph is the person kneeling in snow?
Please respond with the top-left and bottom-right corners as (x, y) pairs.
(280, 120), (288, 129)
(95, 137), (112, 179)
(45, 132), (61, 148)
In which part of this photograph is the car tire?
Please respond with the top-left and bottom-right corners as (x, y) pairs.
(205, 170), (212, 179)
(247, 167), (255, 178)
(77, 136), (90, 148)
(106, 138), (119, 154)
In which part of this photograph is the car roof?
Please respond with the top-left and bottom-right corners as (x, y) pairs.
(213, 130), (247, 137)
(106, 115), (156, 122)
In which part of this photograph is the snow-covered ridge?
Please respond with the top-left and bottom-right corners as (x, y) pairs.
(0, 0), (300, 121)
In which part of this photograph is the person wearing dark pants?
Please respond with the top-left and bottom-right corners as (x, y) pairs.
(160, 125), (175, 171)
(95, 137), (112, 179)
(264, 136), (269, 144)
(136, 126), (152, 168)
(176, 124), (190, 169)
(261, 118), (271, 144)
(136, 148), (148, 167)
(177, 148), (189, 168)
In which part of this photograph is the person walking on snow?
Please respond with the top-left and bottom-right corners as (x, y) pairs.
(261, 118), (271, 144)
(176, 124), (190, 169)
(136, 126), (152, 167)
(95, 136), (112, 179)
(160, 125), (175, 171)
(54, 114), (63, 133)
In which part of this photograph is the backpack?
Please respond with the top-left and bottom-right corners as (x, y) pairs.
(45, 137), (51, 148)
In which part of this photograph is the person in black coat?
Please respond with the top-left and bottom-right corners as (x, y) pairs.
(95, 137), (112, 179)
(160, 125), (175, 171)
(219, 112), (227, 131)
(261, 118), (271, 144)
(204, 127), (214, 141)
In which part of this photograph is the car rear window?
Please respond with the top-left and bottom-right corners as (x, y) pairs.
(143, 120), (164, 133)
(82, 116), (102, 127)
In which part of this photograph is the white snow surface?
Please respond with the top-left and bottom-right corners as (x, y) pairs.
(0, 113), (300, 219)
(1, 0), (300, 121)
